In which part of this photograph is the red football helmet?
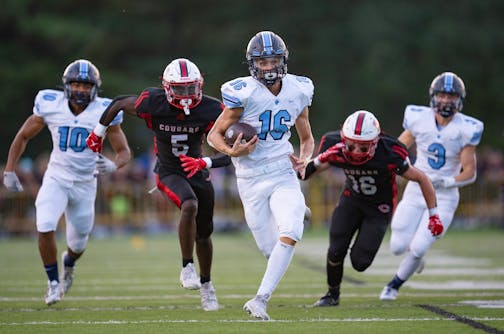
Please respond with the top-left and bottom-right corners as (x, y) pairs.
(162, 58), (203, 115)
(340, 110), (381, 165)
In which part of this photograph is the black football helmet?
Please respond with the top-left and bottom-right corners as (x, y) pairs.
(246, 31), (289, 86)
(62, 59), (102, 107)
(429, 72), (466, 117)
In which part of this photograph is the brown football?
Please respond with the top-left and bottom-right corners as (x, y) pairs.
(224, 122), (257, 146)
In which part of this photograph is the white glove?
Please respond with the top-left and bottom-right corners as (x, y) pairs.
(430, 176), (455, 189)
(3, 171), (24, 192)
(95, 154), (117, 175)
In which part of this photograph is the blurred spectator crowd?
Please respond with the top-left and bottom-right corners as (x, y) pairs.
(1, 146), (503, 237)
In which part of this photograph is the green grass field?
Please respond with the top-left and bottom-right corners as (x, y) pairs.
(1, 228), (503, 334)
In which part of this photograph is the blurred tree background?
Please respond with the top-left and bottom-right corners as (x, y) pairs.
(1, 0), (503, 161)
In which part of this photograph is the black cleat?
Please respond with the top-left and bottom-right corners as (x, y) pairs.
(313, 292), (340, 307)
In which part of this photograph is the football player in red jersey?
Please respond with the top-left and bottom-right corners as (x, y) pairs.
(86, 58), (230, 311)
(301, 110), (440, 307)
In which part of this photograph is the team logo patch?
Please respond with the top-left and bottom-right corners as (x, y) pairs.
(378, 204), (390, 213)
(42, 93), (56, 101)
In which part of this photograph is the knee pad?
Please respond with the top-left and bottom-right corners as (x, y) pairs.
(67, 233), (89, 253)
(390, 235), (409, 256)
(350, 254), (372, 272)
(327, 247), (346, 265)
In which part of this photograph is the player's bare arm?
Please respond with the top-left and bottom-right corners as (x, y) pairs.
(402, 165), (437, 210)
(207, 106), (257, 157)
(99, 95), (138, 126)
(86, 95), (137, 153)
(456, 145), (477, 183)
(397, 129), (415, 149)
(291, 106), (315, 179)
(5, 115), (45, 171)
(105, 124), (132, 169)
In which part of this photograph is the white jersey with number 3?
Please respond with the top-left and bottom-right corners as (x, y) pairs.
(402, 104), (483, 199)
(33, 89), (122, 182)
(221, 74), (314, 178)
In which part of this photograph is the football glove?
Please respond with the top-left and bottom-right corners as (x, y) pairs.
(3, 171), (24, 192)
(316, 143), (346, 165)
(430, 176), (456, 189)
(179, 155), (207, 178)
(428, 214), (443, 236)
(95, 154), (117, 175)
(86, 131), (103, 153)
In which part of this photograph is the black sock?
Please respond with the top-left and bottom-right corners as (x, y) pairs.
(328, 286), (340, 298)
(200, 276), (210, 284)
(388, 275), (405, 290)
(63, 253), (76, 267)
(44, 263), (59, 282)
(182, 259), (194, 267)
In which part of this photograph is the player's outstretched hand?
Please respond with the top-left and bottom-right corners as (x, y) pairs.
(428, 214), (443, 236)
(179, 155), (207, 178)
(3, 171), (24, 192)
(95, 154), (117, 175)
(430, 176), (455, 189)
(290, 154), (309, 179)
(318, 143), (346, 164)
(86, 131), (103, 153)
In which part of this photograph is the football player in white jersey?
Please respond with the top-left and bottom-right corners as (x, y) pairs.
(380, 72), (484, 301)
(2, 59), (131, 305)
(207, 31), (315, 320)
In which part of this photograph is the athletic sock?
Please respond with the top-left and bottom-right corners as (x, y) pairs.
(44, 263), (59, 282)
(63, 253), (76, 267)
(257, 241), (294, 297)
(388, 275), (405, 290)
(182, 259), (194, 267)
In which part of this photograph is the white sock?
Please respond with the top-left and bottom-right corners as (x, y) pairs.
(257, 241), (294, 297)
(397, 251), (423, 281)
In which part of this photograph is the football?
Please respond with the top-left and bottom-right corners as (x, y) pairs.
(224, 122), (257, 146)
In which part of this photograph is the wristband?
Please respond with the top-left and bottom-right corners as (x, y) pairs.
(313, 156), (322, 167)
(428, 207), (439, 216)
(94, 123), (108, 137)
(202, 157), (212, 168)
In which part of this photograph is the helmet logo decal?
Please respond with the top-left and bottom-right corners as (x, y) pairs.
(79, 61), (89, 78)
(261, 32), (273, 55)
(354, 112), (365, 135)
(179, 60), (188, 78)
(444, 73), (454, 92)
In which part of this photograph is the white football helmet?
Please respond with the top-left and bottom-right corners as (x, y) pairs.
(162, 58), (203, 115)
(340, 110), (381, 165)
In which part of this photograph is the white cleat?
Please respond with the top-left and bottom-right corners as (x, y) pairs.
(60, 251), (75, 296)
(45, 280), (61, 305)
(179, 263), (201, 290)
(243, 295), (270, 320)
(200, 281), (219, 311)
(380, 286), (398, 301)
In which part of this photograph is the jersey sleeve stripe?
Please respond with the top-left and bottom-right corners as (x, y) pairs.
(392, 145), (408, 159)
(222, 93), (242, 108)
(134, 91), (150, 109)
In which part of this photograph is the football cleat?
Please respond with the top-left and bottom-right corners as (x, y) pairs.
(313, 292), (340, 307)
(243, 295), (270, 320)
(45, 280), (61, 306)
(200, 281), (219, 311)
(60, 251), (75, 296)
(379, 286), (398, 301)
(179, 263), (201, 290)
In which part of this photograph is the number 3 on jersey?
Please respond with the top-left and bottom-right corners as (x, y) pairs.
(427, 143), (446, 169)
(258, 110), (290, 140)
